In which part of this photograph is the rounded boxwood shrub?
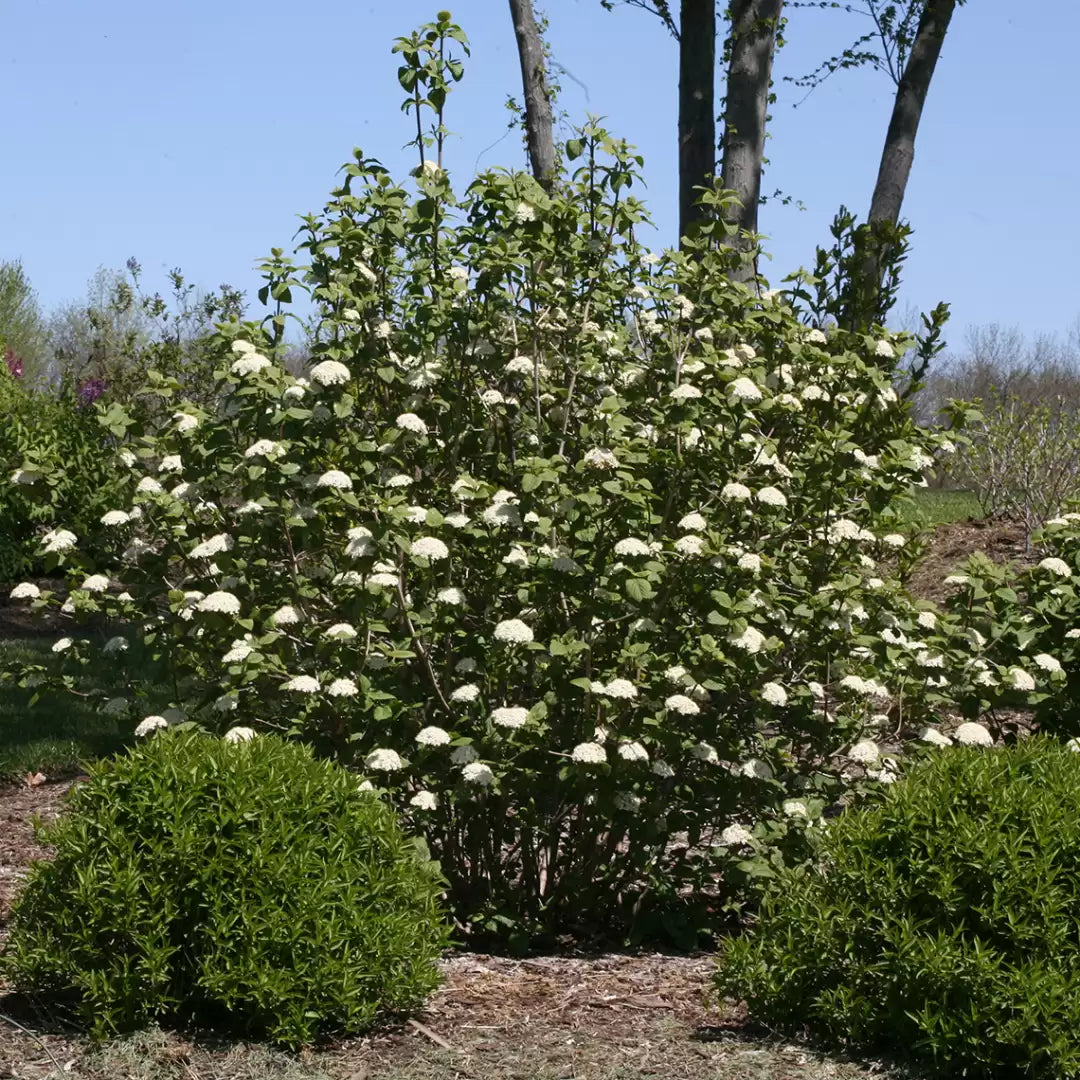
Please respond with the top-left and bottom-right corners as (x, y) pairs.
(716, 735), (1080, 1078)
(1, 730), (450, 1046)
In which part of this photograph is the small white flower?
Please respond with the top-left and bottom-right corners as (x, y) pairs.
(416, 726), (451, 746)
(720, 823), (754, 847)
(617, 741), (649, 763)
(691, 742), (719, 764)
(482, 502), (522, 527)
(1008, 667), (1036, 691)
(231, 352), (272, 376)
(196, 591), (241, 614)
(396, 412), (429, 435)
(756, 486), (788, 507)
(328, 677), (358, 697)
(783, 800), (810, 818)
(135, 715), (169, 737)
(317, 469), (353, 490)
(309, 360), (351, 386)
(42, 528), (78, 552)
(670, 383), (702, 402)
(874, 339), (895, 358)
(730, 626), (767, 654)
(244, 438), (282, 458)
(729, 377), (763, 403)
(100, 510), (130, 527)
(614, 537), (651, 557)
(283, 674), (320, 693)
(190, 533), (233, 559)
(737, 552), (762, 573)
(848, 739), (880, 764)
(224, 726), (256, 743)
(494, 618), (533, 644)
(674, 534), (705, 556)
(411, 536), (450, 561)
(52, 637), (74, 653)
(174, 412), (199, 433)
(881, 533), (906, 548)
(1034, 653), (1062, 673)
(462, 761), (495, 786)
(651, 759), (675, 778)
(450, 683), (481, 704)
(664, 665), (688, 683)
(410, 790), (439, 810)
(223, 641), (253, 663)
(920, 727), (953, 747)
(135, 477), (164, 495)
(479, 388), (506, 406)
(955, 721), (993, 746)
(324, 622), (357, 640)
(761, 682), (788, 706)
(664, 693), (700, 715)
(740, 758), (774, 780)
(10, 582), (40, 600)
(572, 742), (607, 764)
(1068, 629), (1080, 640)
(721, 482), (752, 502)
(403, 506), (429, 524)
(451, 744), (480, 764)
(444, 512), (470, 528)
(583, 447), (619, 470)
(374, 320), (392, 339)
(385, 473), (413, 488)
(613, 791), (642, 813)
(270, 605), (301, 627)
(678, 512), (707, 532)
(436, 586), (465, 605)
(917, 611), (937, 630)
(600, 678), (638, 700)
(491, 706), (529, 729)
(1039, 557), (1072, 577)
(366, 748), (406, 772)
(513, 201), (536, 223)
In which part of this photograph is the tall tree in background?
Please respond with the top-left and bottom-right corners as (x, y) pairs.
(678, 0), (716, 243)
(508, 0), (557, 189)
(0, 261), (48, 382)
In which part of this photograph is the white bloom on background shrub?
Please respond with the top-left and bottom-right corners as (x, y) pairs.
(100, 510), (130, 527)
(513, 201), (536, 223)
(411, 536), (449, 561)
(42, 528), (78, 553)
(328, 677), (358, 697)
(323, 622), (357, 640)
(617, 741), (649, 763)
(244, 439), (281, 458)
(1067, 738), (1080, 753)
(51, 637), (73, 653)
(756, 486), (787, 508)
(410, 790), (438, 810)
(385, 473), (413, 488)
(721, 482), (752, 501)
(190, 533), (233, 559)
(368, 572), (398, 588)
(462, 761), (495, 786)
(917, 611), (938, 630)
(223, 640), (253, 663)
(848, 739), (880, 764)
(482, 501), (521, 527)
(601, 678), (638, 700)
(583, 447), (619, 470)
(401, 506), (428, 524)
(761, 682), (788, 706)
(955, 722), (993, 746)
(79, 574), (109, 593)
(10, 582), (40, 600)
(915, 651), (945, 669)
(783, 800), (810, 818)
(874, 339), (895, 358)
(309, 359), (351, 386)
(678, 511), (707, 532)
(826, 519), (862, 542)
(664, 665), (688, 683)
(1039, 557), (1072, 577)
(479, 388), (505, 406)
(174, 412), (199, 433)
(135, 477), (164, 495)
(738, 552), (762, 573)
(491, 706), (529, 729)
(670, 383), (702, 402)
(366, 748), (405, 772)
(974, 669), (998, 687)
(665, 694), (700, 715)
(1034, 653), (1062, 673)
(613, 791), (642, 813)
(103, 697), (129, 716)
(741, 758), (773, 780)
(345, 527), (374, 558)
(921, 727), (953, 747)
(444, 512), (470, 528)
(317, 469), (353, 490)
(450, 684), (480, 704)
(270, 605), (301, 626)
(502, 545), (529, 567)
(231, 352), (271, 376)
(416, 726), (451, 746)
(494, 618), (533, 644)
(728, 376), (763, 403)
(720, 823), (754, 847)
(1008, 667), (1036, 691)
(435, 587), (464, 605)
(614, 537), (651, 557)
(135, 715), (169, 737)
(882, 533), (906, 548)
(283, 674), (320, 693)
(505, 355), (535, 375)
(224, 726), (256, 743)
(450, 744), (480, 764)
(674, 534), (705, 556)
(396, 412), (428, 435)
(102, 636), (127, 654)
(374, 320), (392, 339)
(1067, 628), (1080, 639)
(730, 626), (767, 654)
(572, 742), (607, 765)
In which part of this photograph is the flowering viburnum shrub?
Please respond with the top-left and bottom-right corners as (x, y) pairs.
(3, 15), (959, 940)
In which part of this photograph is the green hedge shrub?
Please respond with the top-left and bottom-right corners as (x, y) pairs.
(2, 731), (450, 1046)
(716, 735), (1080, 1078)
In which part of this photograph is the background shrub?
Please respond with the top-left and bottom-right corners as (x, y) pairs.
(716, 735), (1080, 1079)
(1, 731), (449, 1047)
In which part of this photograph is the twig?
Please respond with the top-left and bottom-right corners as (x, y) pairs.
(0, 1009), (66, 1076)
(407, 1017), (453, 1050)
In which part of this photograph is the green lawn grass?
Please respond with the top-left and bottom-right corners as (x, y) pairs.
(899, 487), (984, 527)
(0, 636), (157, 783)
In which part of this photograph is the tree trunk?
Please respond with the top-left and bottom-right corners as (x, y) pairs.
(677, 0), (716, 245)
(509, 0), (557, 189)
(720, 0), (784, 279)
(867, 0), (957, 230)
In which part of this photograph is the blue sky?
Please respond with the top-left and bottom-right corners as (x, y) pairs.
(3, 1), (1076, 346)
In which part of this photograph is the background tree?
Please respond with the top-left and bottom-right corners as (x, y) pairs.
(508, 0), (557, 188)
(0, 260), (49, 382)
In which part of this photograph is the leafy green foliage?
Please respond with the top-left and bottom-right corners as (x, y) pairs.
(717, 735), (1080, 1078)
(2, 732), (449, 1047)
